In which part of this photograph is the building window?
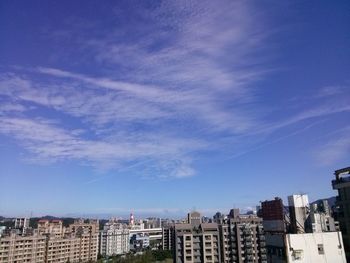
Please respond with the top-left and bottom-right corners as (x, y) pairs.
(317, 244), (324, 255)
(292, 250), (303, 260)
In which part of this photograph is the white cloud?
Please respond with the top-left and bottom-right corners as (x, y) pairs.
(315, 127), (350, 166)
(0, 1), (349, 178)
(0, 116), (204, 178)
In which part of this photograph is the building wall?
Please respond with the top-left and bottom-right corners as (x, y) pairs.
(332, 167), (350, 260)
(0, 233), (46, 263)
(285, 232), (346, 263)
(0, 220), (99, 263)
(162, 226), (174, 251)
(174, 223), (220, 263)
(219, 216), (267, 263)
(69, 219), (99, 262)
(288, 195), (309, 234)
(100, 228), (130, 256)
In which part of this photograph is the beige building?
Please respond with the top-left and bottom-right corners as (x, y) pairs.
(0, 232), (46, 263)
(67, 219), (99, 262)
(0, 219), (99, 263)
(38, 220), (66, 238)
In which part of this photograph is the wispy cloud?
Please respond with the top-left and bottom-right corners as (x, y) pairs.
(0, 0), (349, 179)
(314, 126), (350, 166)
(0, 116), (204, 177)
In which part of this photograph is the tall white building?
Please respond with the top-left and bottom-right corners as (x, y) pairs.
(99, 220), (130, 256)
(288, 194), (309, 233)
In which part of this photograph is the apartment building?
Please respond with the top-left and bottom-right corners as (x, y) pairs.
(174, 211), (220, 263)
(217, 209), (267, 263)
(38, 219), (66, 238)
(99, 220), (130, 256)
(0, 219), (99, 263)
(162, 224), (175, 251)
(69, 219), (99, 262)
(0, 232), (46, 263)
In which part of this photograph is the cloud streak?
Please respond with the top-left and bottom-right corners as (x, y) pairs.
(0, 0), (349, 179)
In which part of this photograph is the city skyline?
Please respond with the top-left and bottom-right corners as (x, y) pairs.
(1, 0), (350, 217)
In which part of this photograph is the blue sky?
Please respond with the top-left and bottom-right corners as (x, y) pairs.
(0, 0), (349, 218)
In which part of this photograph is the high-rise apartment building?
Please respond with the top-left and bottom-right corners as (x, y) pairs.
(162, 224), (175, 251)
(68, 219), (99, 262)
(217, 209), (267, 263)
(99, 220), (130, 256)
(332, 166), (350, 260)
(174, 211), (220, 263)
(0, 232), (46, 262)
(0, 219), (99, 263)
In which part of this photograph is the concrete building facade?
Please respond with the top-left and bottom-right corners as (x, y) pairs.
(0, 219), (99, 263)
(174, 212), (220, 263)
(99, 220), (130, 256)
(332, 166), (350, 260)
(218, 211), (267, 263)
(288, 194), (309, 234)
(0, 232), (46, 263)
(162, 224), (175, 251)
(285, 232), (346, 262)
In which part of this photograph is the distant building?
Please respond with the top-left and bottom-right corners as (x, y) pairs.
(332, 166), (350, 260)
(213, 212), (224, 224)
(130, 233), (150, 251)
(308, 203), (337, 233)
(0, 226), (6, 238)
(14, 217), (30, 235)
(144, 218), (162, 229)
(162, 224), (175, 251)
(99, 219), (130, 256)
(218, 209), (267, 263)
(130, 213), (135, 226)
(187, 211), (201, 226)
(14, 218), (29, 229)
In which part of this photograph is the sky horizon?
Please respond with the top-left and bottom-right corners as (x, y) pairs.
(0, 0), (349, 218)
